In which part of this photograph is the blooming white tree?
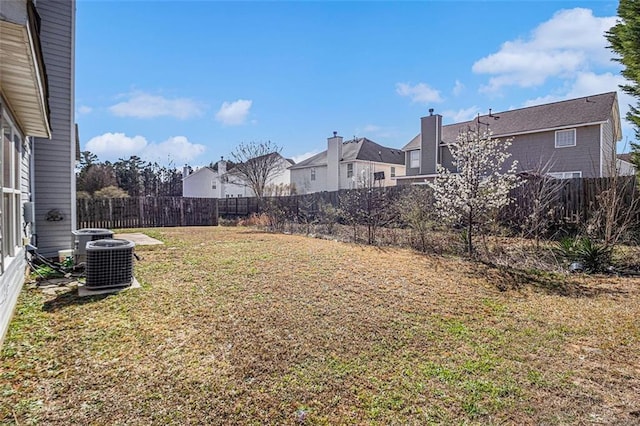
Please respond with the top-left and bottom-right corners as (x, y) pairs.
(429, 125), (520, 256)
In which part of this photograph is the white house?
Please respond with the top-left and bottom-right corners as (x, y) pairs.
(289, 133), (406, 194)
(1, 0), (76, 344)
(183, 154), (294, 198)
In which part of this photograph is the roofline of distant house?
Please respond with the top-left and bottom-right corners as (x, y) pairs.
(289, 157), (403, 170)
(182, 166), (215, 181)
(404, 119), (613, 151)
(450, 120), (610, 141)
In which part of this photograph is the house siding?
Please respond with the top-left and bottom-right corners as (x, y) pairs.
(505, 125), (601, 177)
(0, 251), (27, 345)
(601, 120), (615, 176)
(290, 165), (328, 195)
(183, 168), (219, 198)
(405, 151), (420, 176)
(434, 126), (602, 177)
(32, 0), (75, 257)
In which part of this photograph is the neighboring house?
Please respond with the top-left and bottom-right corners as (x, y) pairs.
(397, 92), (624, 184)
(182, 154), (294, 198)
(289, 133), (406, 194)
(617, 153), (637, 176)
(1, 0), (76, 343)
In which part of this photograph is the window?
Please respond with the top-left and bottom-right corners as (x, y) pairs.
(310, 168), (316, 181)
(390, 166), (396, 178)
(548, 171), (582, 179)
(555, 129), (576, 148)
(347, 163), (353, 178)
(410, 150), (420, 168)
(1, 112), (23, 266)
(212, 182), (217, 190)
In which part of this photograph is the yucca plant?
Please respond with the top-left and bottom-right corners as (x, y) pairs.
(555, 237), (613, 274)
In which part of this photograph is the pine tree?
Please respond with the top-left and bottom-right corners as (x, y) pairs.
(606, 0), (640, 169)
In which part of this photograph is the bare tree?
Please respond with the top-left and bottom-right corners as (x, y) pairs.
(77, 164), (117, 195)
(396, 185), (436, 252)
(230, 141), (284, 201)
(586, 160), (640, 247)
(339, 186), (397, 245)
(507, 159), (565, 249)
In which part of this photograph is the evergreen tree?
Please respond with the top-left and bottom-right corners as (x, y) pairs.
(606, 0), (640, 169)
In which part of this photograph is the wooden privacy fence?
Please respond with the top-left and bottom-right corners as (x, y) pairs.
(77, 197), (218, 229)
(217, 190), (345, 218)
(504, 176), (639, 225)
(76, 177), (639, 230)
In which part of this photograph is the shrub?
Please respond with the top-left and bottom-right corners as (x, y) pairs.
(555, 237), (613, 274)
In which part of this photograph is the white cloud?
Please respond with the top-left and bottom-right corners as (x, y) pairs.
(473, 8), (617, 92)
(521, 71), (636, 150)
(396, 82), (443, 104)
(86, 132), (148, 158)
(523, 72), (626, 107)
(109, 92), (204, 119)
(453, 80), (465, 96)
(148, 136), (206, 163)
(442, 106), (480, 123)
(85, 132), (206, 163)
(291, 150), (320, 164)
(215, 99), (253, 126)
(77, 105), (93, 115)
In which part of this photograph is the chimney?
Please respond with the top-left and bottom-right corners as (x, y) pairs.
(327, 131), (343, 191)
(217, 157), (227, 175)
(420, 110), (442, 175)
(182, 164), (190, 178)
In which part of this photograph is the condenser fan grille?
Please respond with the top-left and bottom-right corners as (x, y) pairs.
(85, 239), (135, 289)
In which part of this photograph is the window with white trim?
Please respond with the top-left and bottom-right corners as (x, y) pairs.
(310, 168), (316, 181)
(555, 129), (576, 148)
(548, 171), (582, 179)
(410, 150), (420, 168)
(346, 163), (353, 178)
(1, 111), (24, 266)
(390, 166), (396, 178)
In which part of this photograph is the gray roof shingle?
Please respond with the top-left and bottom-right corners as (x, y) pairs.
(289, 138), (404, 169)
(403, 92), (618, 150)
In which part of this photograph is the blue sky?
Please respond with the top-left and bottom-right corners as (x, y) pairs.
(76, 0), (630, 167)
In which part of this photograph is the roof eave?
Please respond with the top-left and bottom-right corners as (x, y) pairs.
(0, 10), (51, 138)
(438, 120), (610, 145)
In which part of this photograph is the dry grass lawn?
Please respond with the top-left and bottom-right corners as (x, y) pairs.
(2, 226), (639, 425)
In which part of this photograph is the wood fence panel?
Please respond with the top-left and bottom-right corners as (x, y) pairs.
(77, 197), (218, 229)
(77, 177), (638, 230)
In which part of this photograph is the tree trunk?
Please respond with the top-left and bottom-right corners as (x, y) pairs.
(467, 209), (473, 257)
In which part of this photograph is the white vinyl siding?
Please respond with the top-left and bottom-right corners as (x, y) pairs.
(32, 0), (76, 257)
(555, 129), (576, 148)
